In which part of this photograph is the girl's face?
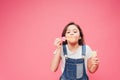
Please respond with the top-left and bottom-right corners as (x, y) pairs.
(65, 25), (81, 44)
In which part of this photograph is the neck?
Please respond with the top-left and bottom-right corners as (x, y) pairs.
(67, 43), (79, 52)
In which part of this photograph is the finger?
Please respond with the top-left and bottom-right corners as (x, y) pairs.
(54, 42), (61, 48)
(54, 38), (61, 45)
(54, 38), (62, 48)
(92, 60), (100, 65)
(92, 61), (99, 65)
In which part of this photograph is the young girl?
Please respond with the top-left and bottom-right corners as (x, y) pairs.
(50, 22), (99, 80)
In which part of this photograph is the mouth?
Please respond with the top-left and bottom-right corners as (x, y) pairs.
(67, 36), (75, 41)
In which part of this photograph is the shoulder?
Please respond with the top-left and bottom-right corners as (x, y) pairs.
(85, 45), (92, 50)
(84, 44), (93, 58)
(82, 44), (92, 51)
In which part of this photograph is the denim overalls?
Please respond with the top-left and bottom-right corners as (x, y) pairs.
(60, 45), (89, 80)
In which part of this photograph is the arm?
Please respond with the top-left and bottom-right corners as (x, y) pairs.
(87, 56), (99, 73)
(50, 49), (61, 72)
(50, 38), (62, 72)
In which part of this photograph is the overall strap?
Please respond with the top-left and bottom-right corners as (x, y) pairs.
(63, 45), (67, 55)
(82, 45), (86, 56)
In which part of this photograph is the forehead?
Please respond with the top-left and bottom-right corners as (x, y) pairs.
(67, 25), (79, 30)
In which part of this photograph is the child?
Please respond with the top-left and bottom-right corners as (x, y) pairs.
(50, 22), (99, 80)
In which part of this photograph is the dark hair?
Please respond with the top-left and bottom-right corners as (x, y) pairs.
(62, 22), (85, 45)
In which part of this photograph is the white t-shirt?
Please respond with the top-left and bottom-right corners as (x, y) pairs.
(60, 45), (93, 73)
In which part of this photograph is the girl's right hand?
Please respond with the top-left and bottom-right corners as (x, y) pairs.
(54, 38), (62, 49)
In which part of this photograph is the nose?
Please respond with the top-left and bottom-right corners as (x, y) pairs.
(70, 32), (74, 35)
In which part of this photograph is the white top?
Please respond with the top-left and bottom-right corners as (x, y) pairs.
(60, 45), (93, 73)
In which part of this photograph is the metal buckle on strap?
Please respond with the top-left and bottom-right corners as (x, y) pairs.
(64, 55), (68, 59)
(82, 55), (85, 59)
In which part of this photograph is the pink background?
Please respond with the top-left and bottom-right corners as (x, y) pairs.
(0, 0), (120, 80)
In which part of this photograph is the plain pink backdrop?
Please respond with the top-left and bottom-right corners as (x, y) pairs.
(0, 0), (120, 80)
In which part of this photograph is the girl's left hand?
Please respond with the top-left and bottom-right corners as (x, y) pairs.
(87, 56), (99, 73)
(90, 51), (99, 65)
(87, 54), (99, 68)
(90, 56), (99, 65)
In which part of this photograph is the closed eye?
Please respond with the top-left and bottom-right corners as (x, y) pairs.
(73, 29), (78, 33)
(74, 31), (77, 33)
(66, 31), (70, 34)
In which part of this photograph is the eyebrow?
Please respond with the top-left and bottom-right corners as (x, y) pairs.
(67, 28), (78, 31)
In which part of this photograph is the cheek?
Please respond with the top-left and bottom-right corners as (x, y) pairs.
(75, 34), (80, 38)
(75, 36), (80, 40)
